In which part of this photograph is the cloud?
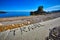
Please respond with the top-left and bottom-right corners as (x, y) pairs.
(44, 5), (60, 11)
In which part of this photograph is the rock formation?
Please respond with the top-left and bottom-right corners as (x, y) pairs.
(30, 6), (46, 15)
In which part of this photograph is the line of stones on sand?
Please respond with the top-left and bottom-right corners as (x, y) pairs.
(0, 21), (31, 32)
(0, 18), (45, 32)
(8, 23), (44, 36)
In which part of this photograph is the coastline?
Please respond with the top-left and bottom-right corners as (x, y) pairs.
(0, 12), (60, 22)
(0, 12), (60, 32)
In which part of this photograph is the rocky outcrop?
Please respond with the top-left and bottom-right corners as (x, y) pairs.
(30, 6), (46, 15)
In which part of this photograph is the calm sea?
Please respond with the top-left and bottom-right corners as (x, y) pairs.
(0, 12), (30, 18)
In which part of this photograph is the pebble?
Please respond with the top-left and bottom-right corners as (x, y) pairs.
(0, 23), (3, 26)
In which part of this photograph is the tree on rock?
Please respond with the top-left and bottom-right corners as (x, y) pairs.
(37, 6), (43, 12)
(30, 6), (46, 15)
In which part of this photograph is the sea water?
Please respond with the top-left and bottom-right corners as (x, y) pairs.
(0, 12), (30, 18)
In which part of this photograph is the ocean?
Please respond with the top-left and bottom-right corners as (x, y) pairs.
(0, 12), (30, 18)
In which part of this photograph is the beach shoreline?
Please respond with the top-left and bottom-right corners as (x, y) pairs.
(0, 12), (60, 22)
(0, 12), (60, 32)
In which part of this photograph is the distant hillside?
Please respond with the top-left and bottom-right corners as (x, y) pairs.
(51, 10), (60, 13)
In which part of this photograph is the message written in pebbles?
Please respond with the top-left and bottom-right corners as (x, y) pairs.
(10, 23), (45, 33)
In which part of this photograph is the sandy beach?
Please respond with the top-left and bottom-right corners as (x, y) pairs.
(0, 12), (60, 40)
(0, 12), (60, 32)
(0, 17), (60, 40)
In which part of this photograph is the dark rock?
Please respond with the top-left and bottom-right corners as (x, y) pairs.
(30, 6), (46, 15)
(46, 26), (60, 40)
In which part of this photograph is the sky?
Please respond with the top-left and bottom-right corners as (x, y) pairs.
(0, 0), (60, 12)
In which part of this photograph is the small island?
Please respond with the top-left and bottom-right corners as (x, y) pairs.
(0, 11), (7, 14)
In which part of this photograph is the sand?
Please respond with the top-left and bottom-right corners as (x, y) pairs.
(0, 12), (60, 40)
(0, 17), (60, 40)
